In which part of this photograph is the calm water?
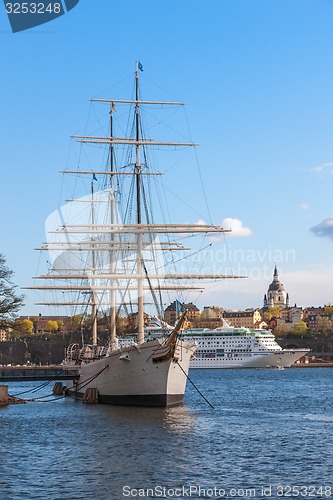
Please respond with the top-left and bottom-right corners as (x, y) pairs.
(0, 368), (332, 500)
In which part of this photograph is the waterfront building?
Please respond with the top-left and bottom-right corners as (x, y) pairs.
(199, 306), (223, 329)
(302, 307), (325, 330)
(201, 306), (222, 319)
(0, 330), (7, 341)
(199, 318), (223, 329)
(280, 306), (303, 325)
(223, 309), (262, 328)
(164, 301), (200, 326)
(302, 306), (333, 331)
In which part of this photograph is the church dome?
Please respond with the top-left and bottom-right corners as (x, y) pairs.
(268, 281), (285, 292)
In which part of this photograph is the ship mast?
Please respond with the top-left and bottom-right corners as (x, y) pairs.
(135, 62), (144, 344)
(91, 180), (98, 346)
(109, 102), (117, 345)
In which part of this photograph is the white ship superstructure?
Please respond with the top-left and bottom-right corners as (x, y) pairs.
(182, 326), (309, 368)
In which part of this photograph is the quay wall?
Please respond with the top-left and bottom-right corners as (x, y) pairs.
(0, 366), (78, 382)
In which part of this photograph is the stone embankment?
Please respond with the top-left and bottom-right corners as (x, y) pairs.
(0, 384), (26, 406)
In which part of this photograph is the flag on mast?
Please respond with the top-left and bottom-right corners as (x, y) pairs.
(175, 299), (184, 315)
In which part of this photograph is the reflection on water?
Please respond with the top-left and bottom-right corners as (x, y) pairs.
(163, 405), (197, 432)
(94, 402), (196, 433)
(0, 369), (332, 500)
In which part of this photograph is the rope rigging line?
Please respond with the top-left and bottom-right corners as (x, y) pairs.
(159, 243), (213, 272)
(183, 106), (213, 225)
(142, 260), (163, 319)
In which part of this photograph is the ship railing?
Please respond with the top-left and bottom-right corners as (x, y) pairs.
(65, 343), (80, 362)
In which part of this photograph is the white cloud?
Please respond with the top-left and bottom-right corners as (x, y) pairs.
(221, 218), (253, 238)
(310, 218), (333, 240)
(308, 162), (333, 176)
(192, 218), (252, 242)
(300, 203), (310, 210)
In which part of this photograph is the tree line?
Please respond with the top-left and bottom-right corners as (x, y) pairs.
(0, 254), (24, 329)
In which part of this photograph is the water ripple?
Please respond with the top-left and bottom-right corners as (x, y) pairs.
(0, 369), (332, 499)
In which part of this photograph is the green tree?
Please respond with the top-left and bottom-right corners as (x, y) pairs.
(0, 254), (24, 328)
(57, 319), (64, 330)
(70, 314), (84, 333)
(12, 318), (34, 337)
(274, 324), (291, 338)
(292, 322), (308, 336)
(45, 320), (59, 333)
(316, 316), (333, 336)
(263, 306), (281, 321)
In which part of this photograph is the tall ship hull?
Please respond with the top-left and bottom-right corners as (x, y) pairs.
(64, 337), (195, 406)
(181, 327), (309, 369)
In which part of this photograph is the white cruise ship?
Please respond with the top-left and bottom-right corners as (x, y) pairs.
(181, 325), (309, 369)
(120, 319), (309, 369)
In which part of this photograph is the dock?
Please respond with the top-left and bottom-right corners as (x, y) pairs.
(0, 366), (79, 382)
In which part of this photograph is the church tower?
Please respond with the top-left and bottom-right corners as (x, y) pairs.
(263, 266), (289, 309)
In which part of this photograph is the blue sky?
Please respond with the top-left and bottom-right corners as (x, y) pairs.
(1, 0), (333, 315)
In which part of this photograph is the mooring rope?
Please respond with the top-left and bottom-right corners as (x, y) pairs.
(177, 361), (215, 409)
(24, 365), (108, 403)
(24, 392), (66, 403)
(11, 371), (65, 397)
(65, 365), (109, 401)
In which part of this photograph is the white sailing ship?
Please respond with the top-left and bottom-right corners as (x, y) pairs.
(27, 63), (243, 405)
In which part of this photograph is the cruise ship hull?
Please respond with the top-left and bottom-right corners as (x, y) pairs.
(190, 349), (309, 369)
